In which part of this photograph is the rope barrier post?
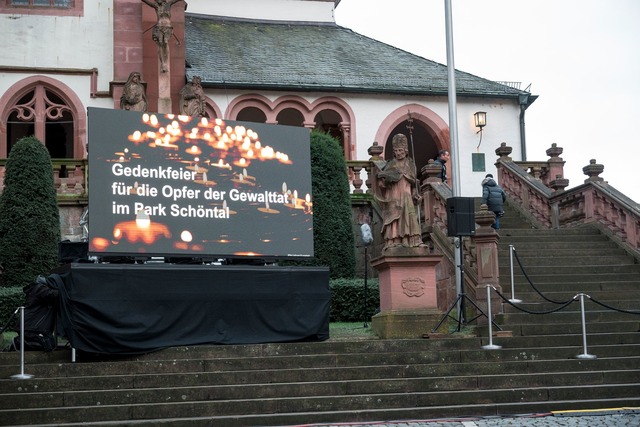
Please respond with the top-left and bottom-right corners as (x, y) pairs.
(71, 347), (76, 363)
(575, 293), (596, 360)
(11, 307), (34, 380)
(508, 245), (522, 303)
(482, 285), (502, 350)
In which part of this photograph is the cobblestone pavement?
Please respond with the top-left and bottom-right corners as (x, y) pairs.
(285, 409), (640, 427)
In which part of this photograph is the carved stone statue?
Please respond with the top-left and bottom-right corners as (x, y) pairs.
(142, 0), (183, 73)
(119, 71), (148, 112)
(179, 76), (206, 117)
(374, 134), (424, 250)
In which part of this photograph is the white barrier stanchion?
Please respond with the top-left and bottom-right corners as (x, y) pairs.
(11, 307), (34, 380)
(575, 293), (597, 360)
(508, 245), (522, 303)
(71, 347), (76, 363)
(482, 285), (502, 350)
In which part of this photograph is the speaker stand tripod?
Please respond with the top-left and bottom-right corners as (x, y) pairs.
(431, 236), (501, 333)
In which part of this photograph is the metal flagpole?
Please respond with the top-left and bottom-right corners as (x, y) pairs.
(444, 0), (463, 312)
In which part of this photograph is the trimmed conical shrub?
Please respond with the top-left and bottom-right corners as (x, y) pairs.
(308, 131), (356, 278)
(0, 136), (61, 288)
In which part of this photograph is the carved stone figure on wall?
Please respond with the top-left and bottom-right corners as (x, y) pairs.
(179, 76), (206, 117)
(374, 134), (424, 250)
(142, 0), (183, 73)
(119, 71), (148, 112)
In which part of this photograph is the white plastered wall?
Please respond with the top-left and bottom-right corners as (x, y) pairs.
(185, 0), (335, 22)
(0, 0), (114, 108)
(203, 89), (523, 198)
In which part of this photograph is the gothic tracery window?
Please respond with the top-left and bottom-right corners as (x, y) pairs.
(6, 85), (74, 159)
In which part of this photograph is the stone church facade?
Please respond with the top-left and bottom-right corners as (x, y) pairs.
(0, 0), (535, 240)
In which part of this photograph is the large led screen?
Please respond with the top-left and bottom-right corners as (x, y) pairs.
(87, 107), (313, 259)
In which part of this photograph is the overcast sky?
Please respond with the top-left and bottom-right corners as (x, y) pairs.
(334, 0), (640, 204)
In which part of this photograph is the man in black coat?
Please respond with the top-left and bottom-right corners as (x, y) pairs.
(12, 275), (60, 351)
(481, 174), (506, 230)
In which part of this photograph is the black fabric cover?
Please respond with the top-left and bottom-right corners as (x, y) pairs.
(57, 263), (330, 355)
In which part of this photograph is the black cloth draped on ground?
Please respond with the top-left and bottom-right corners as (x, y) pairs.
(55, 263), (330, 355)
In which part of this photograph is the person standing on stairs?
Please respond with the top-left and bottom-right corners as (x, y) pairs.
(433, 149), (450, 184)
(481, 173), (506, 230)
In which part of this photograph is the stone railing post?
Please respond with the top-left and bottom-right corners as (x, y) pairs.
(546, 143), (566, 188)
(583, 159), (605, 183)
(495, 142), (513, 162)
(495, 142), (512, 183)
(366, 141), (384, 196)
(420, 159), (445, 230)
(368, 140), (384, 161)
(472, 204), (502, 321)
(351, 165), (364, 194)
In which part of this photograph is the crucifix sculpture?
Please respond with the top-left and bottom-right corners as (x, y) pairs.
(142, 0), (183, 73)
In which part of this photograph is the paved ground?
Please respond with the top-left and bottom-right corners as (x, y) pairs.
(287, 409), (640, 427)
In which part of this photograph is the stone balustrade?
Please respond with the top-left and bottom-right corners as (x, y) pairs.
(0, 159), (88, 199)
(496, 143), (640, 253)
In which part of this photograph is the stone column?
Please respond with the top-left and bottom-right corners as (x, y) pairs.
(473, 204), (502, 323)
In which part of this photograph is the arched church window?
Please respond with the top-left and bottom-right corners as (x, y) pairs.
(276, 108), (304, 127)
(6, 85), (75, 159)
(313, 109), (344, 149)
(236, 107), (267, 124)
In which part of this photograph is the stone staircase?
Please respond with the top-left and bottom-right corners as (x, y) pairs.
(1, 204), (639, 426)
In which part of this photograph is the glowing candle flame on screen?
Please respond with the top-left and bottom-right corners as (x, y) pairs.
(136, 210), (150, 228)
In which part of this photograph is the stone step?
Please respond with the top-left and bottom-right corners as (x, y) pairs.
(1, 336), (638, 426)
(496, 255), (636, 266)
(504, 321), (640, 336)
(502, 281), (640, 292)
(3, 342), (638, 384)
(500, 264), (640, 275)
(496, 309), (640, 324)
(0, 339), (479, 367)
(498, 228), (603, 236)
(4, 354), (639, 396)
(498, 234), (611, 243)
(4, 366), (639, 411)
(498, 247), (628, 257)
(2, 382), (639, 426)
(499, 241), (621, 252)
(491, 332), (640, 348)
(501, 297), (640, 311)
(499, 272), (640, 283)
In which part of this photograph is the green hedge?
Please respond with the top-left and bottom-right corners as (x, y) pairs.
(0, 136), (61, 288)
(0, 286), (25, 331)
(329, 278), (379, 322)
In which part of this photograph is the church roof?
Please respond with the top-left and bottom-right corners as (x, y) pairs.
(184, 14), (534, 103)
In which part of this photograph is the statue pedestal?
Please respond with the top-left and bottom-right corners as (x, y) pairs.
(370, 247), (443, 338)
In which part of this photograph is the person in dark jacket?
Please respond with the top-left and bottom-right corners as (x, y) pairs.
(12, 275), (60, 351)
(433, 150), (450, 184)
(481, 174), (506, 229)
